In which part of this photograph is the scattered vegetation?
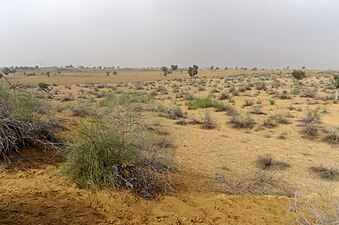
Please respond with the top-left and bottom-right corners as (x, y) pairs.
(63, 109), (176, 199)
(256, 154), (290, 170)
(201, 111), (217, 129)
(229, 115), (256, 129)
(310, 166), (338, 180)
(220, 170), (292, 196)
(187, 96), (219, 109)
(0, 82), (62, 162)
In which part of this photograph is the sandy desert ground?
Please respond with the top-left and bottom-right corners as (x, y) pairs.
(1, 68), (338, 224)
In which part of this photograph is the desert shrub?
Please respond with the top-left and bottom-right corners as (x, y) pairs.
(290, 86), (301, 96)
(63, 110), (176, 199)
(256, 154), (273, 169)
(55, 105), (65, 113)
(156, 85), (168, 94)
(256, 154), (290, 170)
(291, 69), (306, 80)
(164, 106), (184, 119)
(61, 94), (74, 102)
(134, 82), (144, 90)
(262, 117), (278, 128)
(210, 88), (219, 94)
(256, 82), (267, 90)
(215, 103), (237, 115)
(197, 86), (206, 91)
(71, 104), (91, 117)
(301, 109), (322, 137)
(301, 109), (321, 124)
(269, 99), (276, 105)
(275, 90), (291, 99)
(239, 84), (251, 92)
(0, 83), (62, 161)
(302, 122), (322, 137)
(251, 105), (265, 115)
(229, 115), (256, 129)
(219, 92), (229, 100)
(220, 170), (292, 196)
(175, 119), (187, 126)
(243, 99), (254, 107)
(201, 111), (216, 129)
(290, 193), (339, 225)
(302, 88), (317, 98)
(229, 86), (239, 96)
(188, 117), (203, 125)
(322, 129), (339, 145)
(187, 97), (219, 109)
(278, 132), (288, 139)
(181, 91), (195, 100)
(310, 166), (338, 180)
(273, 113), (291, 124)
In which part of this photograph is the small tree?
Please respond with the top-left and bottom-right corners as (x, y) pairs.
(106, 71), (111, 76)
(333, 74), (339, 101)
(188, 65), (198, 79)
(0, 67), (20, 91)
(46, 72), (51, 77)
(37, 82), (53, 98)
(171, 65), (178, 71)
(291, 69), (306, 81)
(161, 66), (172, 77)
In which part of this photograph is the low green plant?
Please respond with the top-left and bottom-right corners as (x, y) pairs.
(63, 111), (176, 199)
(187, 97), (219, 110)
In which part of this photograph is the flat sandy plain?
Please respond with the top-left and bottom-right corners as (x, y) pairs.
(1, 69), (338, 224)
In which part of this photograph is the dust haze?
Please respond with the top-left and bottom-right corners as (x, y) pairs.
(0, 0), (339, 69)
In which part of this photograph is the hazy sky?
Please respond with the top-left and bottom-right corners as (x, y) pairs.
(0, 0), (339, 69)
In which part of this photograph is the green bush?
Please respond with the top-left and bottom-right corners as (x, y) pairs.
(291, 70), (306, 80)
(63, 111), (176, 199)
(187, 97), (219, 110)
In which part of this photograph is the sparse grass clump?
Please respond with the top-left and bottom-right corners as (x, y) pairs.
(201, 111), (217, 129)
(256, 154), (290, 170)
(219, 92), (230, 100)
(302, 123), (322, 137)
(229, 115), (256, 129)
(61, 94), (74, 102)
(301, 109), (321, 124)
(71, 104), (91, 117)
(63, 109), (176, 199)
(322, 129), (339, 145)
(251, 105), (265, 115)
(187, 96), (219, 110)
(269, 99), (275, 105)
(262, 117), (278, 128)
(243, 99), (254, 107)
(310, 166), (338, 180)
(273, 113), (291, 124)
(165, 106), (184, 119)
(301, 109), (322, 137)
(221, 170), (292, 196)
